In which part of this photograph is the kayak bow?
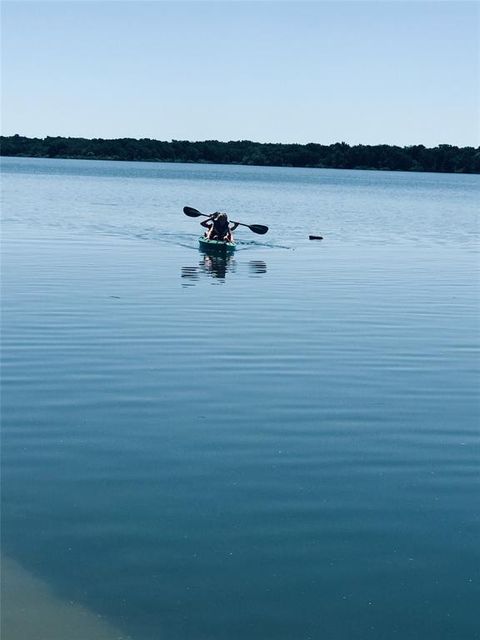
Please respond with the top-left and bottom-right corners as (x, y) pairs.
(199, 237), (236, 253)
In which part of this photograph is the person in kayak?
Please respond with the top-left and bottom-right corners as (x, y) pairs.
(201, 212), (239, 242)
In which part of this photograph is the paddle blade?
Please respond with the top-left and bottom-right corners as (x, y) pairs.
(249, 224), (269, 235)
(183, 206), (203, 217)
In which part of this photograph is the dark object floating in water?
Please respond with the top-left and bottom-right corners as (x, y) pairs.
(309, 235), (323, 240)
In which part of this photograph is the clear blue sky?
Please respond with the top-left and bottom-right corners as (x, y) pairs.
(1, 1), (478, 146)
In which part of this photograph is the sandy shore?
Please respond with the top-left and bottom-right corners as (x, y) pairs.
(1, 555), (130, 640)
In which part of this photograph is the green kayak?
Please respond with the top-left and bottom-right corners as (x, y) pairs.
(199, 236), (236, 253)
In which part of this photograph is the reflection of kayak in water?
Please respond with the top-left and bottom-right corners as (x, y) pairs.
(199, 236), (236, 254)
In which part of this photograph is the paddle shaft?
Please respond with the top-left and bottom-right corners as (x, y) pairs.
(197, 213), (254, 228)
(183, 206), (268, 235)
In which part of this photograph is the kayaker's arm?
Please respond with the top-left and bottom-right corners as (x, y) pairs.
(200, 212), (219, 229)
(230, 222), (240, 231)
(200, 217), (214, 229)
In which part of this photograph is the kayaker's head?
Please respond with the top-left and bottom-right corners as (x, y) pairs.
(214, 212), (229, 231)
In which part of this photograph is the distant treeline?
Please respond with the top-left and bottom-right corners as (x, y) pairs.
(1, 135), (479, 173)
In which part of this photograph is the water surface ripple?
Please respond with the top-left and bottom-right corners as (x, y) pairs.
(1, 158), (479, 640)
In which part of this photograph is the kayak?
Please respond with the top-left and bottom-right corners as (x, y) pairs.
(199, 236), (236, 253)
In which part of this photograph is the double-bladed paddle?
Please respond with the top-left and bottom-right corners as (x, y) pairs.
(183, 206), (268, 235)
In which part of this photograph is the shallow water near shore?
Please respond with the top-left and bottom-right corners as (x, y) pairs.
(1, 157), (479, 640)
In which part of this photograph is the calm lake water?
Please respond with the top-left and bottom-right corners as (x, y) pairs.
(1, 157), (479, 640)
